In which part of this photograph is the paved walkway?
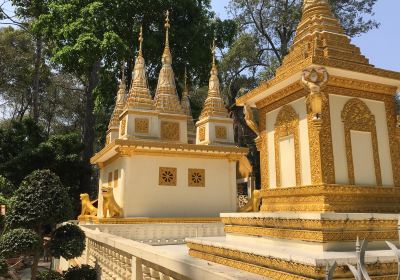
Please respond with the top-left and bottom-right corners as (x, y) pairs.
(19, 261), (51, 280)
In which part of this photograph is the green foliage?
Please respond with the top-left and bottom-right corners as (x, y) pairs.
(6, 170), (73, 229)
(0, 119), (87, 206)
(0, 228), (41, 258)
(36, 270), (64, 280)
(0, 175), (16, 198)
(63, 265), (97, 280)
(0, 256), (8, 277)
(50, 224), (85, 260)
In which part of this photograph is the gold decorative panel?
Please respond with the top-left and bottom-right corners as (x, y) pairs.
(120, 118), (126, 136)
(341, 98), (382, 186)
(161, 121), (180, 141)
(135, 118), (149, 134)
(188, 169), (205, 187)
(215, 126), (227, 139)
(274, 105), (301, 187)
(159, 167), (177, 186)
(199, 126), (206, 142)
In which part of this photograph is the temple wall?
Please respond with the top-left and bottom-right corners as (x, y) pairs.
(329, 94), (394, 186)
(99, 155), (237, 217)
(265, 97), (311, 188)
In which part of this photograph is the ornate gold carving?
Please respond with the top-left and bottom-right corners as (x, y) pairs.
(161, 121), (180, 141)
(79, 193), (98, 216)
(120, 118), (127, 136)
(224, 225), (397, 243)
(260, 185), (400, 213)
(135, 118), (149, 134)
(159, 167), (177, 186)
(302, 67), (329, 129)
(274, 105), (301, 187)
(238, 190), (261, 212)
(198, 126), (205, 142)
(105, 134), (111, 145)
(341, 98), (382, 186)
(108, 67), (126, 130)
(187, 242), (398, 279)
(255, 131), (269, 189)
(244, 105), (259, 136)
(188, 169), (205, 187)
(101, 185), (123, 218)
(215, 126), (227, 139)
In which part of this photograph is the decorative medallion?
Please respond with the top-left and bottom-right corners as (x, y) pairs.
(161, 121), (180, 141)
(135, 118), (149, 134)
(215, 126), (227, 139)
(159, 167), (177, 186)
(188, 169), (205, 187)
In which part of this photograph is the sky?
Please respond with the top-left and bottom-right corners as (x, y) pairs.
(211, 0), (400, 72)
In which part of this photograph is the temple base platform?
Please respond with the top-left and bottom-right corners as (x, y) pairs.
(186, 212), (400, 279)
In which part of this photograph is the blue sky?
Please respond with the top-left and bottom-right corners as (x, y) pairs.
(211, 0), (400, 72)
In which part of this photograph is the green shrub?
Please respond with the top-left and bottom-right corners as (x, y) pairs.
(63, 265), (97, 280)
(36, 270), (64, 280)
(0, 228), (41, 258)
(0, 256), (8, 277)
(50, 224), (85, 260)
(6, 169), (73, 229)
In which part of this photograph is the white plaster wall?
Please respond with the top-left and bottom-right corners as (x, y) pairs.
(196, 119), (234, 145)
(119, 156), (237, 217)
(351, 131), (376, 185)
(266, 97), (311, 188)
(329, 94), (394, 186)
(279, 135), (296, 187)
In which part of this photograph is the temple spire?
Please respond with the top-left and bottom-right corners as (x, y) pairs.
(108, 64), (127, 129)
(181, 67), (196, 140)
(198, 39), (229, 120)
(125, 28), (154, 110)
(154, 11), (184, 114)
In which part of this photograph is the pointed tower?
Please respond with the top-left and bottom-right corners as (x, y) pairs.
(180, 68), (196, 143)
(119, 27), (158, 140)
(154, 11), (188, 143)
(196, 40), (234, 145)
(188, 0), (400, 278)
(106, 65), (126, 145)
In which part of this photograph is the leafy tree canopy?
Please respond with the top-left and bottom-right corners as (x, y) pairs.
(36, 270), (64, 280)
(0, 175), (15, 198)
(50, 224), (86, 260)
(63, 265), (97, 280)
(6, 169), (73, 230)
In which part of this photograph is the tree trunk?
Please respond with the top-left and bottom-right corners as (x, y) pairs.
(30, 251), (40, 280)
(32, 36), (42, 123)
(81, 60), (101, 194)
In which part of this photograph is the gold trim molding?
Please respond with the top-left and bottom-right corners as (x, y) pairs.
(341, 98), (382, 186)
(274, 105), (301, 187)
(260, 184), (400, 213)
(78, 216), (221, 224)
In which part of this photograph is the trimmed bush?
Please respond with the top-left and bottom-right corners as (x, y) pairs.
(50, 224), (85, 260)
(6, 169), (73, 229)
(63, 265), (97, 280)
(0, 228), (41, 258)
(36, 270), (64, 280)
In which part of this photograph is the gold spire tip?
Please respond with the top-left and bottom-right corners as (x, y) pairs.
(120, 63), (126, 89)
(211, 38), (216, 67)
(164, 10), (170, 48)
(165, 10), (170, 29)
(138, 26), (143, 55)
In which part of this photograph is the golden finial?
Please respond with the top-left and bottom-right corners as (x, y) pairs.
(119, 62), (126, 90)
(164, 10), (170, 48)
(138, 26), (143, 57)
(211, 38), (216, 68)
